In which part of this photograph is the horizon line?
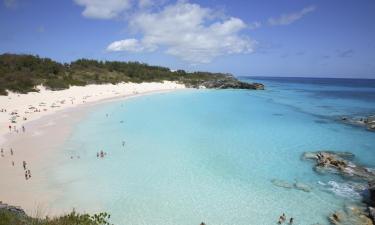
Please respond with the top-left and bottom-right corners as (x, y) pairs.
(239, 75), (375, 80)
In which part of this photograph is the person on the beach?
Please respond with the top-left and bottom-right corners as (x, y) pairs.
(8, 125), (11, 132)
(22, 126), (25, 132)
(25, 172), (28, 180)
(10, 148), (13, 156)
(12, 161), (14, 166)
(23, 161), (27, 170)
(1, 148), (3, 157)
(289, 217), (293, 224)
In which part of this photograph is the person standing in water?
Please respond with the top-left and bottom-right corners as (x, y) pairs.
(289, 217), (294, 224)
(122, 140), (125, 147)
(278, 213), (286, 224)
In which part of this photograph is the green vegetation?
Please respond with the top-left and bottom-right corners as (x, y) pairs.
(0, 208), (112, 225)
(0, 53), (263, 95)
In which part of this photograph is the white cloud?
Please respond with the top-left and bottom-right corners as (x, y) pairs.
(107, 38), (151, 52)
(268, 5), (316, 26)
(138, 0), (161, 8)
(107, 2), (255, 64)
(74, 0), (132, 19)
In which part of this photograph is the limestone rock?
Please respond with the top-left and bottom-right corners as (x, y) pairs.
(303, 151), (375, 182)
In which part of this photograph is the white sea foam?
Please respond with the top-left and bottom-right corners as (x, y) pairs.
(319, 181), (364, 199)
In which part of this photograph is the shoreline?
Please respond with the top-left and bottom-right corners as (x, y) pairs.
(0, 81), (187, 215)
(0, 81), (186, 142)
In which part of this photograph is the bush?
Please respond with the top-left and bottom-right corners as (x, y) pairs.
(0, 209), (113, 225)
(44, 79), (70, 90)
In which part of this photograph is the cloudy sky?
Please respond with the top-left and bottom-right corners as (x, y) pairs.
(1, 0), (375, 78)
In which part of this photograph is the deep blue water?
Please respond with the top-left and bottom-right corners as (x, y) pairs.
(47, 77), (375, 225)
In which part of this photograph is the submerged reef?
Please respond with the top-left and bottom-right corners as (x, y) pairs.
(340, 115), (375, 132)
(271, 179), (312, 192)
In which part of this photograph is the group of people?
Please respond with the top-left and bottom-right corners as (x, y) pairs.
(8, 125), (26, 133)
(1, 147), (12, 156)
(1, 146), (32, 180)
(1, 147), (15, 166)
(97, 150), (107, 158)
(22, 161), (32, 180)
(278, 213), (294, 224)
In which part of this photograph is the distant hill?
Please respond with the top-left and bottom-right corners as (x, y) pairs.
(0, 53), (264, 95)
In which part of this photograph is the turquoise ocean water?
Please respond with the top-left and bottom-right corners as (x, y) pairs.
(48, 77), (375, 225)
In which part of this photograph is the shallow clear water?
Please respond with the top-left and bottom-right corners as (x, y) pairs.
(49, 77), (375, 225)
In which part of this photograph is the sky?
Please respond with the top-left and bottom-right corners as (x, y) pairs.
(1, 0), (375, 78)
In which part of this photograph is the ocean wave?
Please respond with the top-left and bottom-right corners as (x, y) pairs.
(318, 181), (365, 199)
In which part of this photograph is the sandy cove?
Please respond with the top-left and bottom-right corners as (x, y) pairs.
(0, 81), (186, 216)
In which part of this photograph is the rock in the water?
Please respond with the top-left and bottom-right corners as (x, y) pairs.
(271, 179), (293, 189)
(369, 207), (375, 223)
(294, 182), (312, 192)
(369, 181), (375, 207)
(303, 151), (375, 182)
(329, 206), (374, 225)
(339, 115), (375, 132)
(271, 179), (312, 192)
(329, 211), (344, 225)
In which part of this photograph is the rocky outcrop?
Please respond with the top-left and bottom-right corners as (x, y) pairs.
(369, 181), (375, 206)
(302, 151), (375, 182)
(201, 79), (264, 90)
(340, 115), (375, 131)
(329, 205), (374, 225)
(369, 207), (375, 223)
(196, 74), (265, 90)
(0, 201), (27, 217)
